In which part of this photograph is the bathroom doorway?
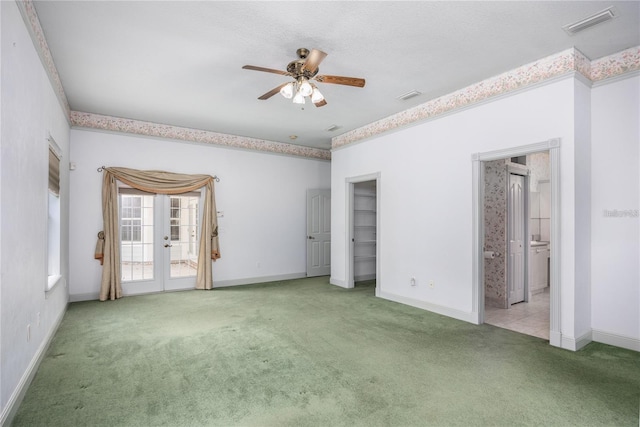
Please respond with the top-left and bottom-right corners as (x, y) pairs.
(475, 143), (558, 343)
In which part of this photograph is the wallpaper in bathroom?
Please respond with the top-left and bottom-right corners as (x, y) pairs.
(484, 160), (508, 309)
(527, 152), (550, 192)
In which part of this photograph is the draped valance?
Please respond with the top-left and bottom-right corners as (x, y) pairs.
(99, 167), (220, 301)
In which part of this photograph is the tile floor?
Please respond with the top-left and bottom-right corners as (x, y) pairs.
(484, 288), (550, 340)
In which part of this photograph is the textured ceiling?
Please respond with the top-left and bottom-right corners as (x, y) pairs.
(33, 1), (640, 151)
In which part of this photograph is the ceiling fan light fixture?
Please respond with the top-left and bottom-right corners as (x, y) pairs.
(293, 92), (306, 104)
(298, 78), (313, 97)
(280, 82), (294, 99)
(311, 87), (325, 103)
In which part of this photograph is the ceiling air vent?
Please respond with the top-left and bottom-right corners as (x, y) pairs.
(563, 7), (616, 35)
(397, 90), (422, 101)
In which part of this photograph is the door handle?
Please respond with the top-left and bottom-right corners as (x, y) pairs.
(307, 236), (315, 240)
(164, 243), (173, 248)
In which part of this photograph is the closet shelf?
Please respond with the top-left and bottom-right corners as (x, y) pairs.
(355, 240), (376, 244)
(355, 255), (376, 260)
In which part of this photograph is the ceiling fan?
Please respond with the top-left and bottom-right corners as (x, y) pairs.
(242, 48), (366, 107)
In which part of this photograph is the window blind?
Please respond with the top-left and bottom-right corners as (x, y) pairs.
(48, 147), (60, 196)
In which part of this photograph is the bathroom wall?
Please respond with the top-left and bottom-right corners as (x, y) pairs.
(484, 160), (508, 308)
(528, 152), (550, 241)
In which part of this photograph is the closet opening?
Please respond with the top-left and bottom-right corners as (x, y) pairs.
(346, 174), (380, 291)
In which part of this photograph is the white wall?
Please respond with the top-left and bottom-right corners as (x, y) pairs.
(69, 129), (330, 300)
(331, 77), (590, 344)
(1, 1), (70, 421)
(573, 78), (592, 342)
(591, 75), (640, 348)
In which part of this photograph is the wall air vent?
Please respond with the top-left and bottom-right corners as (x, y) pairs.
(397, 90), (422, 101)
(562, 7), (616, 35)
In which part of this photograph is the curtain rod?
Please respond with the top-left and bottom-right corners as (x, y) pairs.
(96, 166), (220, 182)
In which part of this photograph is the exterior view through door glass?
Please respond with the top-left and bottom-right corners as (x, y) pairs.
(120, 192), (155, 281)
(167, 194), (200, 279)
(119, 189), (201, 295)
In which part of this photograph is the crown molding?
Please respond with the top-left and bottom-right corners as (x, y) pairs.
(70, 112), (331, 161)
(332, 46), (640, 149)
(17, 0), (71, 120)
(17, 0), (638, 159)
(18, 0), (329, 161)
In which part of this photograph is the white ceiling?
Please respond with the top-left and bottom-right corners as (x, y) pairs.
(33, 1), (640, 151)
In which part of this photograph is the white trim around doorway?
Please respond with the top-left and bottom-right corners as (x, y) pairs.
(472, 138), (562, 348)
(345, 173), (381, 294)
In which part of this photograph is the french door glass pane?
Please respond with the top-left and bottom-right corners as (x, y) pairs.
(120, 194), (155, 281)
(169, 195), (199, 278)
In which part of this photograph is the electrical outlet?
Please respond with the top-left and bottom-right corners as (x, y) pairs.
(429, 281), (434, 288)
(37, 312), (41, 327)
(410, 277), (416, 287)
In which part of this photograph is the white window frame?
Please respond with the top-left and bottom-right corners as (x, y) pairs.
(46, 136), (62, 292)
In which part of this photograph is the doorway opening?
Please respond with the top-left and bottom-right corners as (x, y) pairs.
(346, 174), (380, 291)
(472, 139), (561, 347)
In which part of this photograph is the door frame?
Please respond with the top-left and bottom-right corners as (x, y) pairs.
(472, 138), (561, 347)
(346, 173), (381, 292)
(306, 189), (331, 277)
(507, 166), (530, 305)
(120, 191), (205, 297)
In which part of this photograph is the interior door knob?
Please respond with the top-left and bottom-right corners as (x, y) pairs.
(308, 236), (315, 240)
(164, 243), (173, 248)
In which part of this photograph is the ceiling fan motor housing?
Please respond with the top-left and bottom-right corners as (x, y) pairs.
(287, 48), (319, 79)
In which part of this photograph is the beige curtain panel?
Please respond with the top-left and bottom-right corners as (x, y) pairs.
(100, 167), (221, 301)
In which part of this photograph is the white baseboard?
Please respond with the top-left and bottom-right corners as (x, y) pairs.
(0, 306), (67, 427)
(592, 329), (640, 352)
(70, 274), (309, 300)
(378, 291), (476, 324)
(561, 330), (592, 351)
(549, 330), (562, 348)
(329, 277), (347, 288)
(69, 292), (100, 302)
(213, 273), (306, 288)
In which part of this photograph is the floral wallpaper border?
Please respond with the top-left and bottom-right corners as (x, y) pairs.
(332, 46), (640, 149)
(18, 0), (71, 118)
(70, 112), (332, 161)
(19, 0), (639, 159)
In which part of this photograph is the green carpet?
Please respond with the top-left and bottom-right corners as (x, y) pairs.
(12, 277), (640, 426)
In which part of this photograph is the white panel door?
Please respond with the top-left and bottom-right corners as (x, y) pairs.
(306, 189), (331, 277)
(508, 174), (525, 304)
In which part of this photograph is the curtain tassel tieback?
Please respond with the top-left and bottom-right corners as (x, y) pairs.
(94, 231), (105, 265)
(211, 227), (221, 261)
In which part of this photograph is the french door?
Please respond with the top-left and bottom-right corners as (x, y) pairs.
(119, 189), (202, 296)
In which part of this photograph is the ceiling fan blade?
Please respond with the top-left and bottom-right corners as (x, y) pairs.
(242, 65), (289, 76)
(314, 99), (328, 108)
(302, 49), (327, 74)
(258, 83), (289, 100)
(315, 75), (366, 88)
